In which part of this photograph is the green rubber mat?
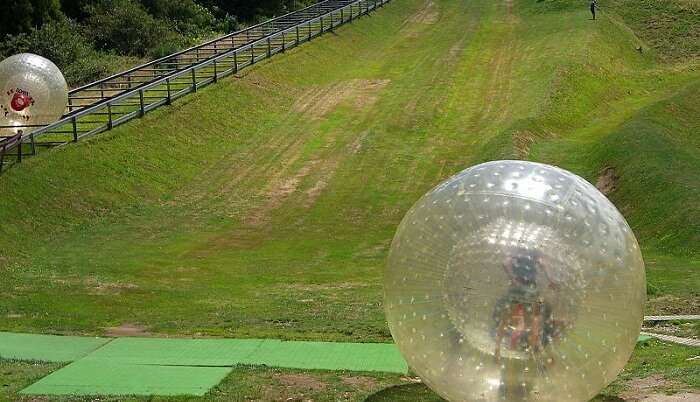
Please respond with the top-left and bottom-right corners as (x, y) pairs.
(0, 332), (110, 362)
(8, 332), (653, 396)
(81, 337), (265, 366)
(242, 340), (408, 373)
(17, 336), (406, 396)
(21, 360), (231, 396)
(81, 337), (408, 374)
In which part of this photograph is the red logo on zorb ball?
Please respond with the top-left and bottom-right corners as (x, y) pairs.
(10, 92), (32, 111)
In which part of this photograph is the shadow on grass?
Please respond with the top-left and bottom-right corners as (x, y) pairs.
(364, 383), (445, 402)
(364, 383), (628, 402)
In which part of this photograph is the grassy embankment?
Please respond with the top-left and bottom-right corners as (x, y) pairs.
(1, 0), (698, 400)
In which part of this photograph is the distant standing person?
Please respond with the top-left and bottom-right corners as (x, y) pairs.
(590, 0), (598, 20)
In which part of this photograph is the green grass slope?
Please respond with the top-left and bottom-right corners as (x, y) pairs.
(607, 0), (700, 61)
(0, 0), (698, 400)
(0, 0), (698, 349)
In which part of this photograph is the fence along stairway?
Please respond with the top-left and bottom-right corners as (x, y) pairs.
(0, 0), (391, 174)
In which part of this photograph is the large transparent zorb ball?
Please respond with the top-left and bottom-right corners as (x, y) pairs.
(0, 53), (68, 136)
(385, 160), (645, 402)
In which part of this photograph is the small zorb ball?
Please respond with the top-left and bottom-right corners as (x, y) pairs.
(385, 160), (645, 402)
(0, 53), (68, 136)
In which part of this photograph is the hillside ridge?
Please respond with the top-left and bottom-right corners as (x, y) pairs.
(0, 0), (697, 337)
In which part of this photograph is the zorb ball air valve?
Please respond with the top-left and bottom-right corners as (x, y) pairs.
(0, 53), (68, 136)
(385, 160), (645, 402)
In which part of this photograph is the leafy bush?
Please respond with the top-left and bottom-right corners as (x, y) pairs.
(141, 0), (218, 36)
(0, 0), (319, 86)
(0, 0), (62, 37)
(198, 0), (316, 21)
(59, 0), (91, 20)
(0, 18), (130, 85)
(83, 0), (185, 57)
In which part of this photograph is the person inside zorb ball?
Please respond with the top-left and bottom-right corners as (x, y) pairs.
(0, 53), (68, 136)
(385, 160), (646, 402)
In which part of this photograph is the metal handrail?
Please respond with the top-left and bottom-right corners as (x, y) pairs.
(68, 0), (346, 95)
(0, 0), (391, 174)
(64, 0), (357, 116)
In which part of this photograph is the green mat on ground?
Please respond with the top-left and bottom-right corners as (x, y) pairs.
(17, 336), (406, 396)
(81, 337), (265, 366)
(0, 332), (110, 362)
(81, 337), (408, 374)
(21, 360), (231, 396)
(242, 340), (408, 373)
(6, 332), (654, 396)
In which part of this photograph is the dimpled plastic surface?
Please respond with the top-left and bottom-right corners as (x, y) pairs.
(0, 53), (68, 135)
(385, 160), (645, 402)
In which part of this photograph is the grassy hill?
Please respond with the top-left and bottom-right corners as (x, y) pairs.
(1, 0), (698, 400)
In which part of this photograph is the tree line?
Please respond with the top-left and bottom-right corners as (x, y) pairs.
(0, 0), (317, 86)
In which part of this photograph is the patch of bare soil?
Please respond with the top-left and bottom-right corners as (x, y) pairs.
(103, 323), (150, 337)
(623, 375), (672, 395)
(285, 282), (367, 292)
(647, 295), (700, 316)
(506, 0), (514, 17)
(304, 130), (372, 208)
(304, 176), (330, 208)
(448, 39), (465, 62)
(279, 282), (371, 304)
(86, 279), (139, 296)
(344, 129), (370, 157)
(244, 159), (319, 226)
(234, 131), (315, 226)
(596, 167), (619, 195)
(643, 321), (699, 339)
(637, 394), (700, 402)
(473, 38), (517, 129)
(513, 130), (536, 158)
(512, 130), (558, 158)
(352, 80), (390, 108)
(275, 373), (327, 391)
(292, 79), (390, 120)
(408, 0), (439, 24)
(252, 124), (372, 214)
(353, 242), (390, 259)
(620, 375), (699, 401)
(402, 376), (423, 383)
(175, 78), (385, 231)
(303, 149), (347, 209)
(262, 373), (329, 400)
(341, 375), (379, 389)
